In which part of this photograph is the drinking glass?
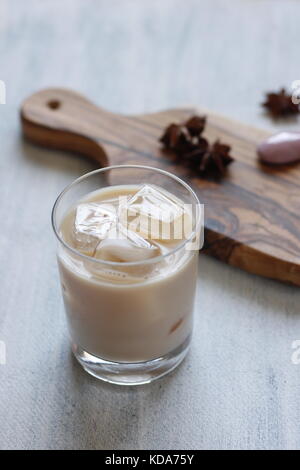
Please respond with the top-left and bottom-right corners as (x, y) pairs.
(52, 165), (202, 385)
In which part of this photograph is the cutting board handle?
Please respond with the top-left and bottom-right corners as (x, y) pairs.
(20, 88), (125, 166)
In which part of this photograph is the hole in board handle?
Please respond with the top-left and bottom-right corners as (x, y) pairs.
(47, 99), (61, 110)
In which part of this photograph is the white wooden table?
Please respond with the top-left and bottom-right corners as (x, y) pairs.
(0, 0), (300, 450)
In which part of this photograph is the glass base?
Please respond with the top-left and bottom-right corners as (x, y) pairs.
(72, 337), (190, 386)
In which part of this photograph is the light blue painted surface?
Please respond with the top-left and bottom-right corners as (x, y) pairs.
(0, 0), (300, 450)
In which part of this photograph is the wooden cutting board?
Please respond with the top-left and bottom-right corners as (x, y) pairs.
(20, 88), (300, 286)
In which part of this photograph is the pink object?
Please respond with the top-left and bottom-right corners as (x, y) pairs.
(257, 132), (300, 165)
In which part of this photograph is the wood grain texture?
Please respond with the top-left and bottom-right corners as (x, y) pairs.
(21, 88), (300, 286)
(1, 0), (300, 451)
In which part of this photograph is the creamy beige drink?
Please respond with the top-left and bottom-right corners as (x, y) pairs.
(58, 184), (198, 363)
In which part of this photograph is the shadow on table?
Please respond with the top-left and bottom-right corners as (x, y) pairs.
(51, 348), (180, 450)
(19, 137), (99, 177)
(198, 253), (300, 317)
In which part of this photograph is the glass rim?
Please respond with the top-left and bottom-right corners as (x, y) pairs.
(51, 164), (201, 267)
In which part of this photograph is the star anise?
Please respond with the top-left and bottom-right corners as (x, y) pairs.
(182, 137), (209, 165)
(262, 88), (299, 118)
(160, 123), (182, 149)
(159, 115), (234, 179)
(198, 140), (234, 178)
(185, 115), (206, 136)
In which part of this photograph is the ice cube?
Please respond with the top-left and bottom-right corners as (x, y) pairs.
(94, 224), (161, 262)
(119, 185), (191, 242)
(73, 203), (116, 256)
